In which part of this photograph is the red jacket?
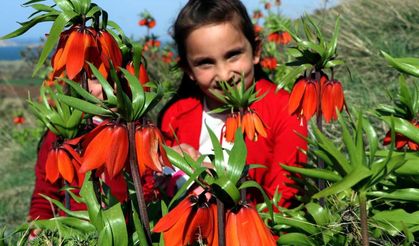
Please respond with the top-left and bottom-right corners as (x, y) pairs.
(160, 79), (308, 207)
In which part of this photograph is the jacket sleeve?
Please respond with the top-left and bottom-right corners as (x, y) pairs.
(28, 131), (63, 220)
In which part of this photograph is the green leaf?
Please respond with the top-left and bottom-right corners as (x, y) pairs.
(280, 164), (342, 182)
(326, 16), (340, 58)
(85, 5), (101, 18)
(313, 165), (372, 198)
(306, 202), (330, 226)
(33, 12), (77, 76)
(54, 0), (74, 13)
(299, 40), (325, 55)
(205, 123), (225, 177)
(132, 206), (149, 246)
(80, 172), (104, 230)
(102, 203), (128, 246)
(372, 209), (419, 236)
(362, 117), (378, 162)
(239, 180), (273, 219)
(61, 78), (102, 104)
(277, 232), (317, 246)
(381, 51), (419, 77)
(169, 167), (206, 208)
(394, 152), (419, 175)
(87, 62), (117, 105)
(1, 14), (56, 40)
(337, 111), (363, 169)
(226, 129), (246, 184)
(368, 189), (419, 202)
(162, 145), (194, 176)
(381, 116), (419, 143)
(310, 124), (352, 174)
(269, 213), (318, 235)
(39, 194), (89, 220)
(121, 68), (145, 119)
(57, 94), (112, 117)
(324, 59), (344, 68)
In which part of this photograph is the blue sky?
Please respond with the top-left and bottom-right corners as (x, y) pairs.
(0, 0), (338, 43)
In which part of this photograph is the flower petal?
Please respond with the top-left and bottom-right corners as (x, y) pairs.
(45, 149), (59, 183)
(302, 81), (318, 121)
(57, 149), (74, 183)
(288, 78), (307, 115)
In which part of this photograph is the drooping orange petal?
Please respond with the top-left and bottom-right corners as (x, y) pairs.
(153, 195), (195, 232)
(302, 81), (318, 121)
(243, 112), (255, 141)
(321, 81), (334, 123)
(225, 115), (238, 142)
(252, 111), (267, 138)
(135, 127), (158, 175)
(45, 149), (59, 183)
(65, 30), (88, 79)
(288, 78), (307, 115)
(80, 126), (113, 173)
(208, 203), (219, 246)
(154, 127), (173, 169)
(97, 30), (122, 69)
(149, 129), (163, 171)
(106, 125), (128, 178)
(331, 80), (344, 120)
(226, 210), (240, 246)
(57, 149), (74, 183)
(247, 207), (276, 245)
(183, 206), (213, 245)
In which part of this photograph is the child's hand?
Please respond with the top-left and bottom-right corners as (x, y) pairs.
(171, 143), (201, 161)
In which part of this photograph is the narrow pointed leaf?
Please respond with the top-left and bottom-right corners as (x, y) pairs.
(57, 94), (112, 116)
(280, 164), (342, 182)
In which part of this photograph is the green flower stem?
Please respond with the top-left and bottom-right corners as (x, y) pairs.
(128, 121), (152, 245)
(217, 198), (225, 246)
(359, 191), (370, 246)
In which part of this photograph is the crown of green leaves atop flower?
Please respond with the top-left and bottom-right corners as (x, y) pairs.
(56, 61), (164, 122)
(0, 0), (121, 77)
(28, 84), (82, 140)
(276, 15), (344, 90)
(209, 75), (264, 114)
(163, 124), (272, 216)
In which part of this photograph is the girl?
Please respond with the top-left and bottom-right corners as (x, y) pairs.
(159, 0), (308, 207)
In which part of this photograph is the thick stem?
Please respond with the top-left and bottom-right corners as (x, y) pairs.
(217, 198), (225, 246)
(128, 121), (152, 245)
(359, 192), (370, 246)
(315, 70), (325, 206)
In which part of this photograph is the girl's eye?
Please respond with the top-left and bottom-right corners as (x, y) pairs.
(226, 49), (243, 60)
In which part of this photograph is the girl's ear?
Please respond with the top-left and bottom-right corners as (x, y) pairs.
(253, 37), (262, 64)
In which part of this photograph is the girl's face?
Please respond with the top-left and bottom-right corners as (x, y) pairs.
(185, 22), (260, 108)
(88, 79), (103, 100)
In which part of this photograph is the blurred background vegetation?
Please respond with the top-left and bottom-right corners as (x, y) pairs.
(0, 0), (418, 232)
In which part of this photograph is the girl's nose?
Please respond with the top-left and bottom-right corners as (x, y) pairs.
(216, 65), (234, 82)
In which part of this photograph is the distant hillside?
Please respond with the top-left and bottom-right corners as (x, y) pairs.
(308, 0), (419, 108)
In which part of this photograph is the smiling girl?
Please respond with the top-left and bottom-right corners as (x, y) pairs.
(159, 0), (308, 208)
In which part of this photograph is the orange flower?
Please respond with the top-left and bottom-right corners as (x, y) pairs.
(126, 62), (150, 91)
(162, 51), (174, 63)
(45, 143), (82, 184)
(260, 57), (277, 71)
(13, 116), (25, 124)
(79, 122), (129, 178)
(253, 24), (263, 34)
(153, 194), (218, 246)
(288, 76), (319, 121)
(383, 120), (419, 151)
(241, 110), (268, 142)
(138, 18), (147, 26)
(225, 205), (276, 246)
(51, 25), (122, 80)
(253, 10), (263, 19)
(267, 31), (292, 45)
(264, 2), (272, 10)
(135, 124), (172, 176)
(147, 19), (156, 29)
(321, 79), (345, 123)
